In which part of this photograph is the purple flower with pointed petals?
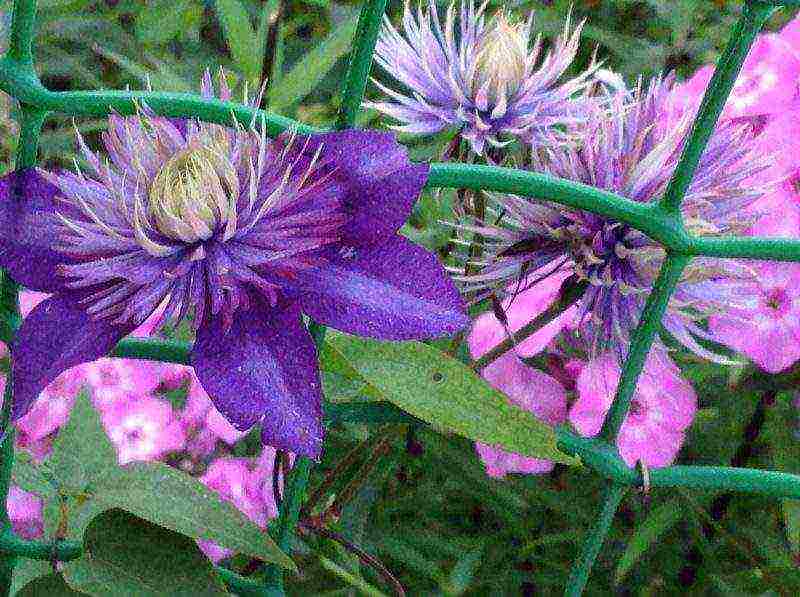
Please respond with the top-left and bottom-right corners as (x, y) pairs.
(367, 1), (596, 155)
(0, 71), (467, 459)
(458, 76), (766, 364)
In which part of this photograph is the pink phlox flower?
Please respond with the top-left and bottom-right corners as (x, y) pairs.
(467, 266), (575, 361)
(7, 486), (43, 540)
(670, 33), (800, 123)
(198, 457), (275, 562)
(102, 395), (185, 464)
(568, 351), (697, 468)
(709, 261), (800, 373)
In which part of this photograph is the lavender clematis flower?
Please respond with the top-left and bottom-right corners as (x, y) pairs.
(0, 71), (468, 459)
(366, 1), (597, 155)
(458, 76), (766, 364)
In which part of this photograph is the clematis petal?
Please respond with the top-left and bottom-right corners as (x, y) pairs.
(191, 299), (324, 459)
(296, 235), (468, 341)
(11, 292), (133, 421)
(277, 130), (429, 246)
(0, 169), (72, 293)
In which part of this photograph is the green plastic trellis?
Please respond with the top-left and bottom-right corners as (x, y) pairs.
(1, 0), (800, 594)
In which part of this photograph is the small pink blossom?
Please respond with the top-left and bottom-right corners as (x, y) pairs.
(7, 486), (43, 540)
(16, 369), (82, 442)
(102, 395), (185, 464)
(473, 356), (567, 477)
(709, 262), (800, 373)
(198, 457), (276, 562)
(569, 352), (697, 468)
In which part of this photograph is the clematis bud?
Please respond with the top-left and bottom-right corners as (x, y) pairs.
(474, 13), (528, 105)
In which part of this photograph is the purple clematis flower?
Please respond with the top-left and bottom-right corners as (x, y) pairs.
(0, 71), (468, 459)
(456, 75), (767, 364)
(367, 0), (597, 155)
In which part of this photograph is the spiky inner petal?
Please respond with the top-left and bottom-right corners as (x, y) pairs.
(42, 75), (346, 331)
(147, 145), (238, 245)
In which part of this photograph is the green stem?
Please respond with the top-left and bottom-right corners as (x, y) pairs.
(336, 0), (389, 130)
(472, 279), (587, 371)
(659, 1), (772, 215)
(600, 254), (689, 441)
(263, 457), (313, 591)
(564, 483), (626, 596)
(112, 338), (191, 365)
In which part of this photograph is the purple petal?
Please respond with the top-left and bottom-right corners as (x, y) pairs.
(191, 300), (324, 459)
(11, 293), (132, 421)
(296, 235), (468, 341)
(0, 169), (71, 292)
(277, 130), (429, 246)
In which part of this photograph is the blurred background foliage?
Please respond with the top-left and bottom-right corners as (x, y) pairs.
(3, 0), (800, 594)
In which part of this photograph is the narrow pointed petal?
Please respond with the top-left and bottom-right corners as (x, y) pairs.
(296, 235), (468, 340)
(191, 300), (324, 459)
(11, 293), (133, 421)
(0, 169), (71, 292)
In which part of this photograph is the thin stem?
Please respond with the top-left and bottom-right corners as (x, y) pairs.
(322, 429), (396, 522)
(264, 457), (313, 590)
(564, 483), (626, 596)
(112, 338), (190, 364)
(260, 0), (285, 104)
(303, 438), (371, 517)
(600, 254), (689, 441)
(472, 279), (587, 371)
(659, 1), (772, 214)
(299, 521), (405, 596)
(336, 0), (389, 129)
(13, 106), (46, 169)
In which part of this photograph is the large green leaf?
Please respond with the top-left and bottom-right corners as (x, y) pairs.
(77, 462), (295, 570)
(215, 0), (261, 86)
(10, 560), (54, 596)
(614, 499), (684, 583)
(49, 392), (118, 492)
(266, 11), (359, 112)
(325, 333), (577, 465)
(62, 509), (227, 596)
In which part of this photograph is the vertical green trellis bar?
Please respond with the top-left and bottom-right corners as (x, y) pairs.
(336, 0), (389, 130)
(565, 2), (776, 594)
(0, 97), (45, 597)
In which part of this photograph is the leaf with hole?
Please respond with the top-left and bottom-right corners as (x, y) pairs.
(327, 332), (577, 464)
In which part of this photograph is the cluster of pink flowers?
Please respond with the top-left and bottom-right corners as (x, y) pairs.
(470, 13), (800, 478)
(4, 291), (280, 558)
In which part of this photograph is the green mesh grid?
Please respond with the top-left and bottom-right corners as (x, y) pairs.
(1, 1), (800, 595)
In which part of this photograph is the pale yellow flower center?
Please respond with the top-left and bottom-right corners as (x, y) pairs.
(475, 13), (528, 104)
(148, 145), (239, 243)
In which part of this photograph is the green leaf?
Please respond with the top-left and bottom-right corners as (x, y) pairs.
(79, 462), (295, 570)
(48, 391), (117, 492)
(10, 560), (53, 596)
(62, 509), (227, 596)
(326, 333), (576, 465)
(266, 11), (359, 112)
(15, 573), (85, 596)
(11, 450), (57, 496)
(614, 499), (684, 583)
(134, 0), (196, 45)
(215, 0), (261, 86)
